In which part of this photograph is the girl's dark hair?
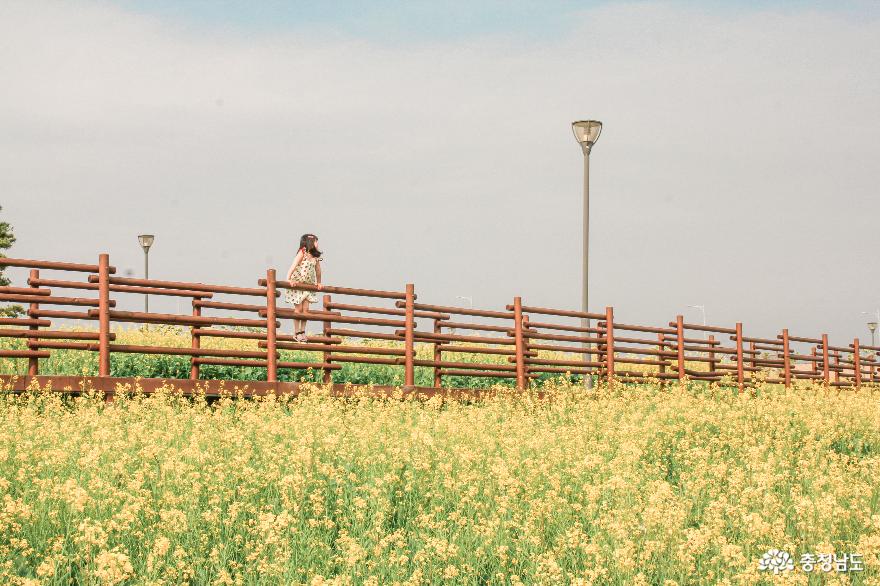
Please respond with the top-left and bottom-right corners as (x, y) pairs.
(299, 233), (322, 258)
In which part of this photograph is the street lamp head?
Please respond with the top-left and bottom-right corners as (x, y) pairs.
(868, 322), (877, 333)
(572, 120), (603, 154)
(138, 234), (155, 252)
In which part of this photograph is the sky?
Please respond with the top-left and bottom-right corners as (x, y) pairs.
(1, 0), (879, 346)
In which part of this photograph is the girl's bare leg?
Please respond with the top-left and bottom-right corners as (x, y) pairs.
(299, 300), (310, 336)
(293, 300), (304, 335)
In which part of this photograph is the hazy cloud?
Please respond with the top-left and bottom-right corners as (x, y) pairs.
(1, 1), (879, 343)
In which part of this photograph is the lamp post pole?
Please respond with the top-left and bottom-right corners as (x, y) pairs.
(689, 304), (707, 339)
(454, 295), (473, 335)
(868, 322), (878, 382)
(138, 235), (155, 313)
(572, 120), (602, 388)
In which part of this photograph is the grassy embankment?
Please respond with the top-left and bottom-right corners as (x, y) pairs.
(0, 325), (685, 388)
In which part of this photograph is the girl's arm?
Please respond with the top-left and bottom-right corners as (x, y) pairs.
(286, 250), (304, 281)
(315, 259), (322, 290)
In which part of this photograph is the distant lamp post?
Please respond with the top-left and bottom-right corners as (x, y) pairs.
(688, 304), (707, 339)
(572, 120), (602, 388)
(138, 234), (155, 313)
(453, 296), (473, 335)
(862, 310), (880, 347)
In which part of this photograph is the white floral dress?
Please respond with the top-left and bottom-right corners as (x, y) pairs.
(285, 254), (319, 305)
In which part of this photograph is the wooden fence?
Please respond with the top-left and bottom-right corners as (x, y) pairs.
(0, 253), (877, 392)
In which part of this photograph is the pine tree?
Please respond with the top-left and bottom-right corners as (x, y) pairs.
(0, 206), (24, 317)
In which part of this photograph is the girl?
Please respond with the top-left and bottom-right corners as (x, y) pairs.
(285, 234), (323, 342)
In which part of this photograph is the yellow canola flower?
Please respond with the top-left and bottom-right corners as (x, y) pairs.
(0, 379), (879, 583)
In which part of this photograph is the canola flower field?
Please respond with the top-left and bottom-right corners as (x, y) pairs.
(2, 379), (880, 585)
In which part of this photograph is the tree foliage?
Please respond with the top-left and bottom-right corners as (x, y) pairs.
(0, 205), (24, 317)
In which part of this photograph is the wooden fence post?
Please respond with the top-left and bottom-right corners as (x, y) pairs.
(822, 334), (830, 385)
(513, 297), (526, 390)
(657, 332), (667, 384)
(522, 314), (531, 388)
(749, 341), (757, 370)
(707, 334), (716, 376)
(322, 294), (333, 384)
(98, 253), (111, 376)
(433, 317), (442, 388)
(853, 338), (861, 389)
(265, 269), (278, 382)
(404, 283), (415, 388)
(781, 328), (791, 388)
(190, 298), (200, 380)
(27, 269), (40, 376)
(832, 351), (840, 385)
(735, 322), (744, 392)
(605, 306), (615, 385)
(676, 315), (685, 382)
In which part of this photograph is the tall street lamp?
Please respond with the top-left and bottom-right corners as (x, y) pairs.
(572, 120), (602, 388)
(138, 234), (155, 313)
(868, 321), (877, 348)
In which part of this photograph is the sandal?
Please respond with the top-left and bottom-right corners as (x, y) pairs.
(295, 332), (308, 343)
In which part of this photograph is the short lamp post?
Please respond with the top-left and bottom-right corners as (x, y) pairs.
(572, 120), (602, 388)
(138, 234), (155, 313)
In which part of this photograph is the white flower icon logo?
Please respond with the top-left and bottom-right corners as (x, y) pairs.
(759, 549), (795, 574)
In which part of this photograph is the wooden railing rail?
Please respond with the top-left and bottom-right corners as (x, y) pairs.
(0, 254), (876, 391)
